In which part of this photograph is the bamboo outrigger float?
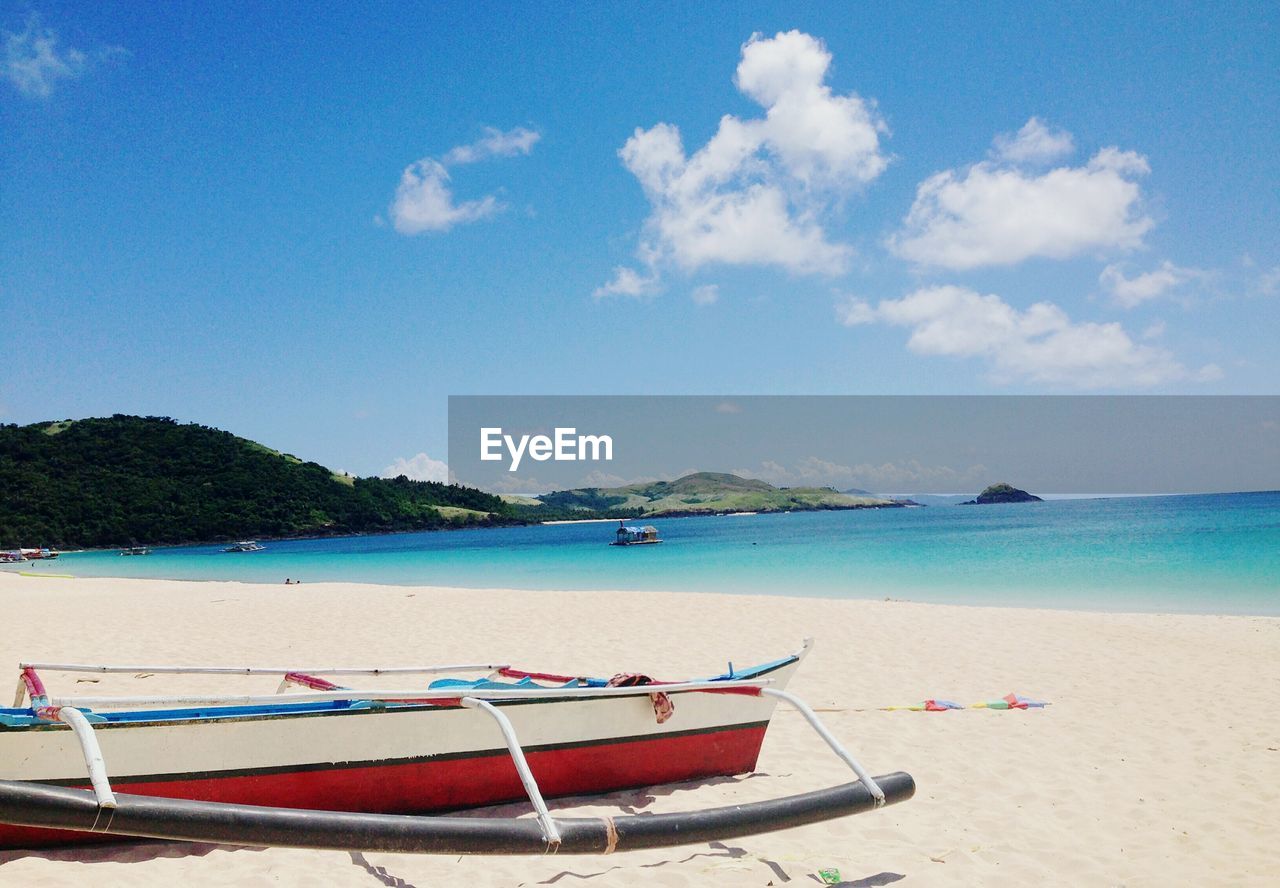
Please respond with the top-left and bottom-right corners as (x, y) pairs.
(0, 640), (914, 853)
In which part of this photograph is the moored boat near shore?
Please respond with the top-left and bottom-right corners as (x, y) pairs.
(0, 552), (31, 570)
(18, 548), (59, 560)
(611, 521), (663, 546)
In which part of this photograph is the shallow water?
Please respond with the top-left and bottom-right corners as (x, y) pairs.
(38, 492), (1280, 615)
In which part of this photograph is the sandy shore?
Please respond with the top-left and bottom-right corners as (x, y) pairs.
(0, 573), (1276, 886)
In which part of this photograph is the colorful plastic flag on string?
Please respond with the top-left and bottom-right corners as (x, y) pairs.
(972, 693), (1048, 709)
(883, 692), (1048, 711)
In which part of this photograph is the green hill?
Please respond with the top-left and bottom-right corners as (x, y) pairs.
(0, 416), (516, 548)
(519, 471), (898, 519)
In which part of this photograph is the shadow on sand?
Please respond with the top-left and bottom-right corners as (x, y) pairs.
(0, 839), (265, 867)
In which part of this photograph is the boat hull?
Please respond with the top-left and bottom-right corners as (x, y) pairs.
(0, 661), (796, 849)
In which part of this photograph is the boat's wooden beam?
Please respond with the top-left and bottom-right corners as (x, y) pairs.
(48, 678), (776, 710)
(460, 696), (562, 848)
(19, 662), (510, 677)
(761, 687), (885, 805)
(53, 708), (116, 810)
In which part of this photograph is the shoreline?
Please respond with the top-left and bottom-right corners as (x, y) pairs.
(33, 497), (931, 552)
(6, 574), (1275, 638)
(13, 567), (1278, 619)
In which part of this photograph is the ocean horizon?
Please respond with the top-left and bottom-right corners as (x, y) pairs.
(29, 490), (1280, 617)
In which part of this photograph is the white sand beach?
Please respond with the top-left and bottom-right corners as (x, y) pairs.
(0, 572), (1276, 886)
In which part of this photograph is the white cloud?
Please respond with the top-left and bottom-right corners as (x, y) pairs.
(1141, 320), (1166, 340)
(889, 121), (1153, 270)
(443, 126), (540, 165)
(389, 126), (539, 235)
(991, 117), (1074, 164)
(391, 161), (500, 234)
(839, 285), (1218, 388)
(691, 284), (720, 305)
(484, 474), (553, 495)
(593, 264), (660, 300)
(3, 15), (124, 98)
(1258, 266), (1280, 297)
(1100, 261), (1200, 308)
(834, 296), (877, 326)
(604, 30), (888, 290)
(381, 452), (450, 483)
(737, 456), (988, 491)
(578, 470), (646, 488)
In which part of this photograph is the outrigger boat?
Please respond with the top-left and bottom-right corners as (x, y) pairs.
(19, 547), (60, 560)
(0, 640), (913, 853)
(0, 551), (31, 570)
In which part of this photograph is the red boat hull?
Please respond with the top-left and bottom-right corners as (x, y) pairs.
(0, 722), (768, 850)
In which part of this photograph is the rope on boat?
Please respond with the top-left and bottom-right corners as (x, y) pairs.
(760, 688), (885, 806)
(459, 696), (562, 849)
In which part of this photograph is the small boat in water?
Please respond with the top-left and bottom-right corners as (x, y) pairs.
(19, 548), (59, 560)
(222, 540), (265, 553)
(119, 546), (152, 556)
(0, 640), (912, 852)
(0, 552), (31, 570)
(611, 521), (663, 546)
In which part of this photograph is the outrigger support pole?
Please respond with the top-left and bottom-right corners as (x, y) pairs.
(54, 707), (117, 811)
(760, 687), (885, 806)
(18, 666), (117, 811)
(460, 696), (562, 849)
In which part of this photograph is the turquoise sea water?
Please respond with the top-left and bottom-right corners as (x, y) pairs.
(33, 492), (1280, 615)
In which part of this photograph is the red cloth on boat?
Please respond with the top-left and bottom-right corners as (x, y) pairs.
(283, 672), (342, 691)
(607, 673), (675, 724)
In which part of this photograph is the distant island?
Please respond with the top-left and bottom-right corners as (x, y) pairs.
(961, 483), (1043, 505)
(514, 472), (902, 519)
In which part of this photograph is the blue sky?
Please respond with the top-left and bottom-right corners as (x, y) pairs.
(2, 2), (1277, 478)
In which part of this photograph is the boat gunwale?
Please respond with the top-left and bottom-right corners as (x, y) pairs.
(2, 656), (798, 731)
